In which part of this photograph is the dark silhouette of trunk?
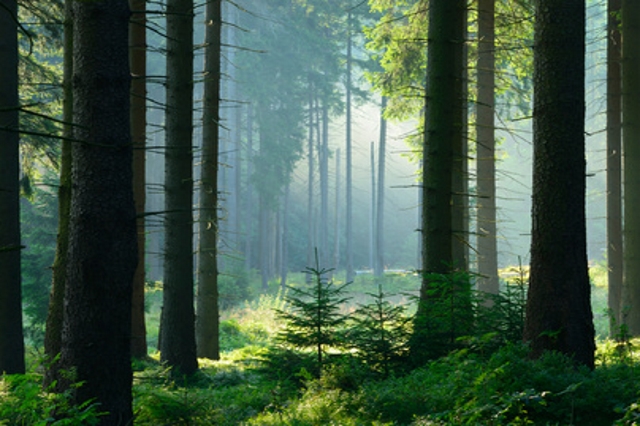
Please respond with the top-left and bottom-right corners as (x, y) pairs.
(130, 0), (148, 359)
(44, 0), (72, 387)
(374, 97), (387, 277)
(476, 0), (499, 295)
(0, 0), (25, 375)
(196, 0), (221, 361)
(524, 0), (595, 369)
(410, 0), (465, 362)
(59, 0), (137, 421)
(161, 0), (198, 376)
(622, 0), (640, 336)
(607, 0), (623, 335)
(345, 11), (354, 283)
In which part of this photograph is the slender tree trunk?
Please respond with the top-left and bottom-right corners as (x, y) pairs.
(44, 0), (72, 386)
(279, 182), (290, 288)
(196, 0), (221, 361)
(345, 11), (354, 283)
(334, 149), (341, 271)
(374, 97), (387, 277)
(130, 0), (148, 359)
(161, 0), (198, 376)
(60, 0), (137, 421)
(244, 104), (254, 270)
(0, 0), (25, 375)
(622, 0), (640, 336)
(524, 0), (594, 369)
(307, 80), (315, 278)
(320, 96), (329, 268)
(370, 141), (376, 271)
(607, 0), (623, 335)
(476, 0), (499, 295)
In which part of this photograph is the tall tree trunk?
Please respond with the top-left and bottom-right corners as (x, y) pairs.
(0, 0), (25, 375)
(161, 0), (198, 376)
(279, 182), (290, 288)
(374, 97), (387, 277)
(370, 141), (376, 271)
(244, 104), (254, 270)
(524, 0), (594, 369)
(333, 148), (341, 271)
(196, 0), (221, 361)
(622, 0), (640, 336)
(476, 0), (499, 295)
(60, 0), (137, 421)
(345, 11), (355, 283)
(307, 80), (315, 278)
(411, 0), (465, 362)
(44, 0), (72, 387)
(607, 0), (623, 335)
(319, 96), (329, 268)
(130, 0), (148, 359)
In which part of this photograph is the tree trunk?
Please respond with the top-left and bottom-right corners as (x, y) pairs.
(161, 0), (198, 376)
(333, 149), (341, 271)
(44, 0), (72, 387)
(524, 0), (594, 369)
(196, 0), (221, 361)
(622, 0), (640, 336)
(0, 0), (25, 375)
(279, 182), (290, 288)
(374, 97), (387, 277)
(607, 0), (623, 335)
(307, 80), (315, 278)
(476, 0), (499, 295)
(60, 0), (137, 421)
(130, 0), (148, 359)
(319, 96), (329, 268)
(244, 104), (254, 270)
(370, 141), (376, 271)
(411, 0), (465, 362)
(345, 11), (354, 283)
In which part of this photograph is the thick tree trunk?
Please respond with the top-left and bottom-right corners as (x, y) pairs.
(476, 0), (499, 295)
(607, 0), (623, 335)
(161, 0), (198, 376)
(196, 0), (221, 361)
(622, 0), (640, 336)
(374, 97), (387, 277)
(524, 0), (594, 369)
(130, 0), (148, 359)
(44, 0), (72, 387)
(0, 0), (25, 375)
(410, 0), (465, 362)
(60, 0), (137, 421)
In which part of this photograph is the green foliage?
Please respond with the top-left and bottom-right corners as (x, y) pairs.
(218, 258), (252, 310)
(347, 283), (411, 377)
(0, 373), (103, 425)
(21, 179), (58, 346)
(410, 271), (475, 362)
(275, 262), (351, 376)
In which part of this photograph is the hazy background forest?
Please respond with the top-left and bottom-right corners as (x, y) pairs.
(21, 0), (610, 317)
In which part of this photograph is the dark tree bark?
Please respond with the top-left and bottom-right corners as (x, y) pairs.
(130, 0), (148, 359)
(196, 0), (221, 361)
(44, 0), (73, 387)
(476, 0), (499, 295)
(524, 0), (595, 369)
(410, 0), (465, 362)
(0, 0), (25, 375)
(607, 0), (622, 335)
(59, 0), (137, 422)
(161, 0), (198, 376)
(622, 0), (640, 336)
